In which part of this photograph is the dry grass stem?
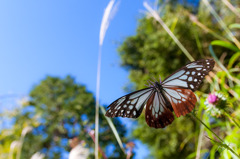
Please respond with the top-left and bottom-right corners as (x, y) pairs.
(143, 2), (194, 61)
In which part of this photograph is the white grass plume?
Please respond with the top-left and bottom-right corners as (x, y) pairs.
(96, 1), (120, 159)
(99, 0), (120, 46)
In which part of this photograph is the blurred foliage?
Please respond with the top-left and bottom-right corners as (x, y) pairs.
(0, 76), (127, 159)
(118, 0), (240, 158)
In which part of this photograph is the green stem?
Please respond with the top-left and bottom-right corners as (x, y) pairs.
(224, 111), (240, 129)
(191, 113), (240, 158)
(192, 113), (223, 142)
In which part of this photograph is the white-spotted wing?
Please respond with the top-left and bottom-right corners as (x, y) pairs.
(105, 88), (154, 118)
(162, 59), (215, 91)
(161, 59), (215, 117)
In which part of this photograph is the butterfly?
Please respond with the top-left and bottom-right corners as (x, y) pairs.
(105, 59), (215, 128)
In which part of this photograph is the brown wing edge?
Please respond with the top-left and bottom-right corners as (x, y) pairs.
(169, 88), (197, 117)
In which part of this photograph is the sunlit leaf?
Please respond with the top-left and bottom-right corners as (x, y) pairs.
(228, 52), (240, 69)
(229, 23), (240, 29)
(211, 40), (239, 52)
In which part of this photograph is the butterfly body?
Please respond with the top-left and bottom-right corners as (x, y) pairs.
(153, 82), (163, 91)
(105, 59), (215, 128)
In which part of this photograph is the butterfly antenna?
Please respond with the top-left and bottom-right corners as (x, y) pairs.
(153, 76), (157, 82)
(145, 79), (155, 87)
(159, 75), (162, 83)
(145, 80), (151, 87)
(145, 80), (152, 87)
(150, 80), (155, 86)
(150, 76), (157, 83)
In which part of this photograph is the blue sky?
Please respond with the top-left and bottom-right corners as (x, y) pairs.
(0, 0), (153, 158)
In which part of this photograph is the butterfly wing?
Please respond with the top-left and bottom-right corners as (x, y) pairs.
(162, 87), (197, 117)
(161, 59), (214, 117)
(145, 91), (174, 128)
(162, 59), (215, 91)
(105, 88), (154, 118)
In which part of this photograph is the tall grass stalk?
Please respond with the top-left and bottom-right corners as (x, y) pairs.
(202, 0), (240, 49)
(143, 2), (194, 62)
(96, 46), (102, 159)
(89, 130), (108, 159)
(221, 0), (240, 18)
(96, 1), (119, 158)
(189, 14), (227, 41)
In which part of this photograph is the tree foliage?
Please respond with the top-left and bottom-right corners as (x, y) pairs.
(0, 76), (127, 159)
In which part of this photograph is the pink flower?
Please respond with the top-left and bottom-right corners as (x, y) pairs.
(207, 93), (218, 104)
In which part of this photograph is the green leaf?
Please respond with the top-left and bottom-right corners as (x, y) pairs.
(229, 23), (240, 29)
(211, 40), (239, 52)
(170, 17), (178, 32)
(228, 52), (240, 69)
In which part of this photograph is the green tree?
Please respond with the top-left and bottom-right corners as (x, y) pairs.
(118, 1), (238, 158)
(0, 76), (127, 159)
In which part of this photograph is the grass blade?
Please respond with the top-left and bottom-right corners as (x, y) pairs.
(221, 0), (240, 18)
(229, 23), (240, 30)
(202, 0), (240, 49)
(143, 2), (194, 61)
(100, 106), (125, 153)
(189, 14), (227, 41)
